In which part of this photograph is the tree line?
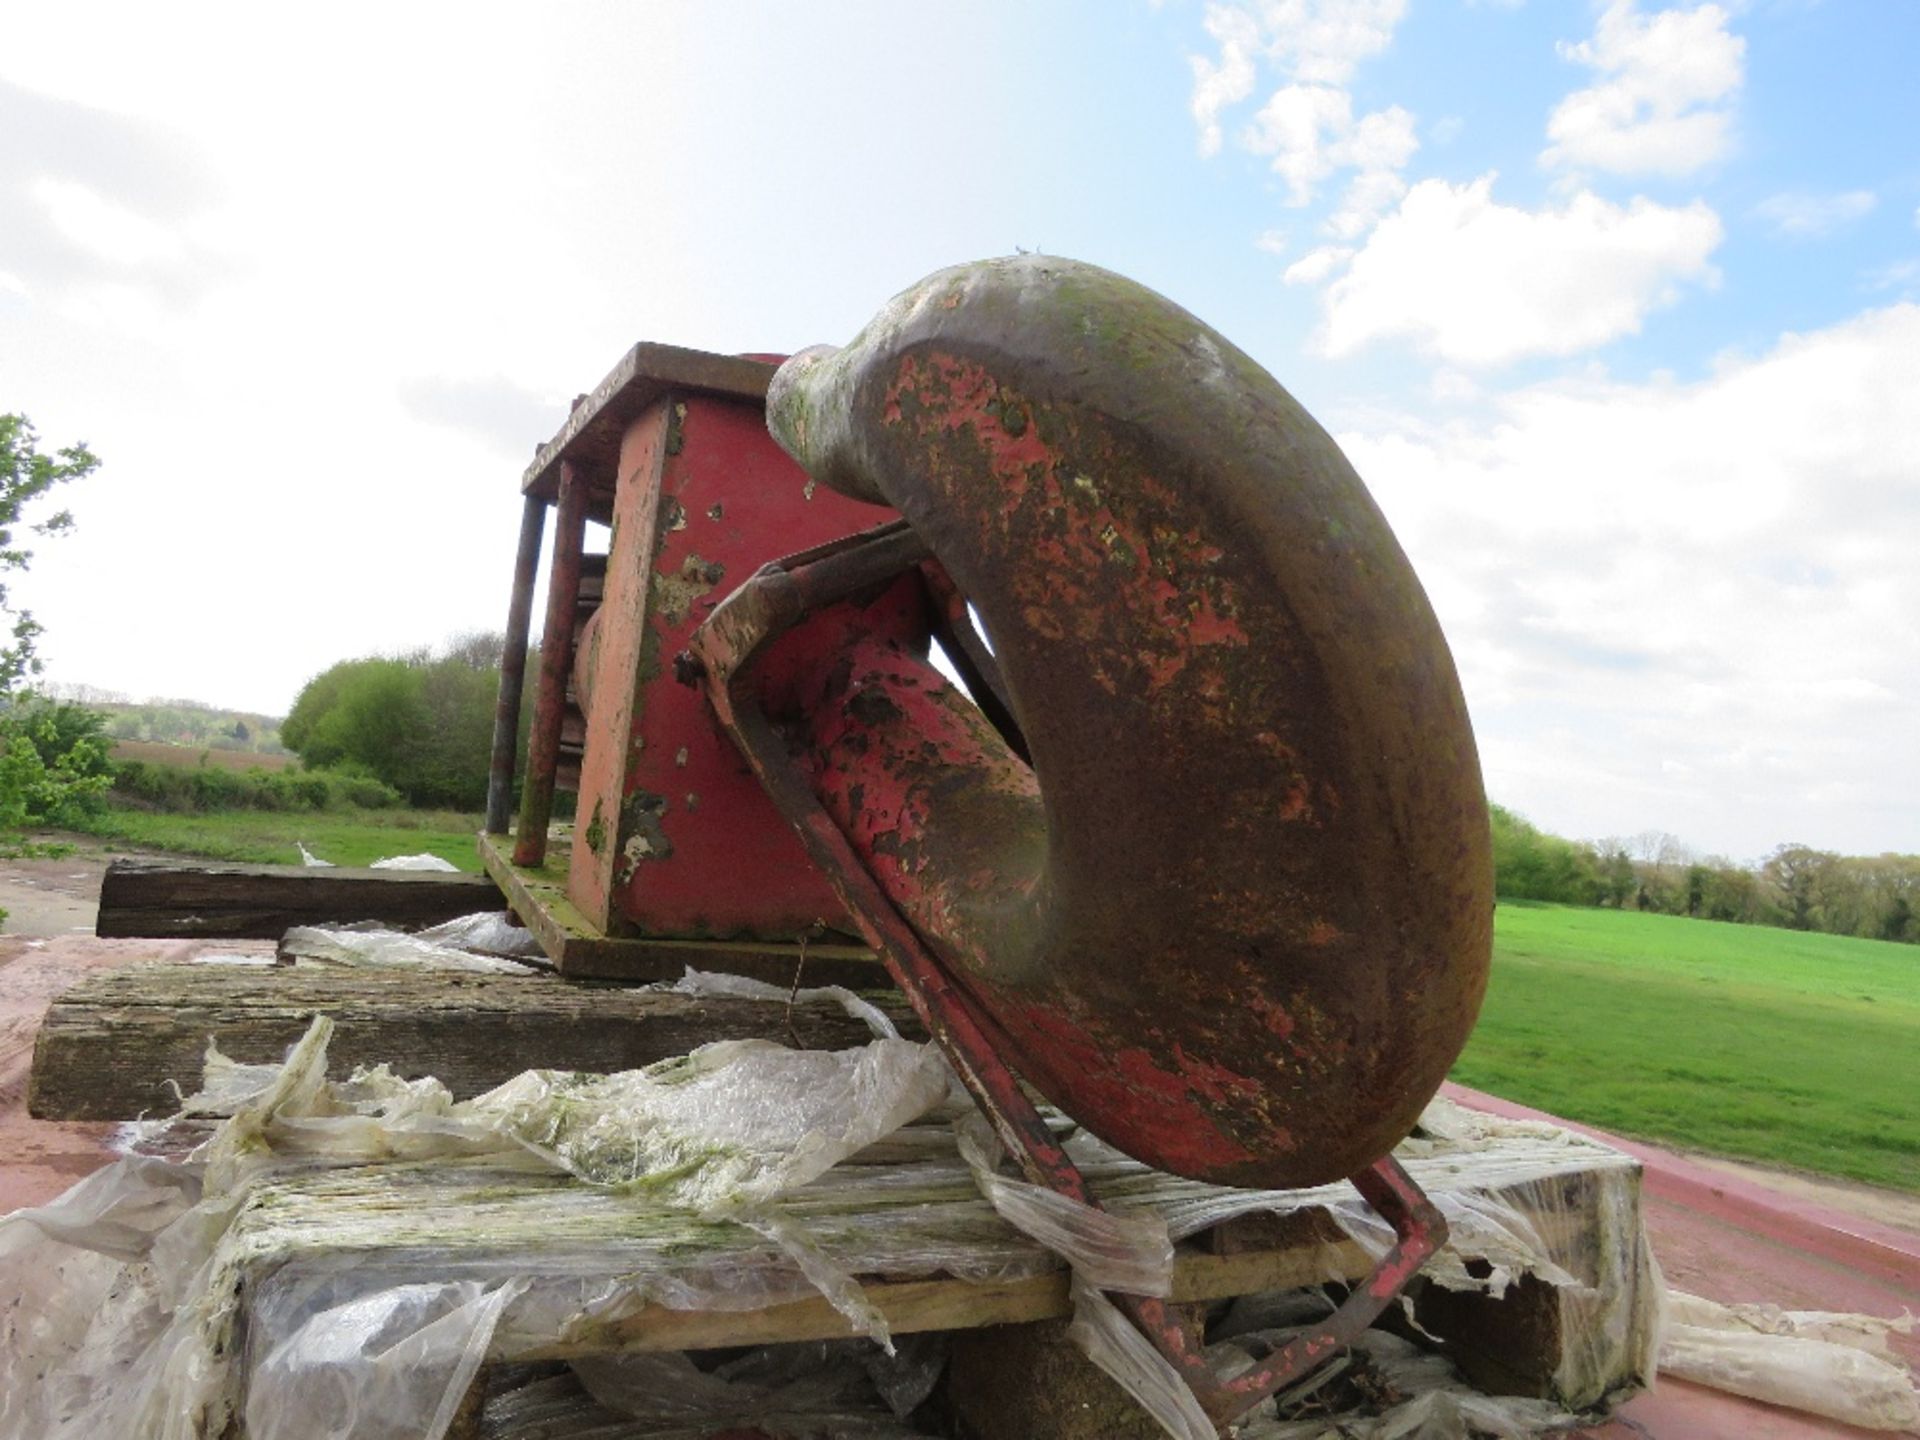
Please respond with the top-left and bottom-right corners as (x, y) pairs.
(280, 633), (514, 811)
(1491, 805), (1918, 945)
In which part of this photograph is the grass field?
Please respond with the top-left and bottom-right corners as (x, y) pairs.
(1454, 903), (1920, 1192)
(111, 740), (293, 771)
(77, 807), (486, 871)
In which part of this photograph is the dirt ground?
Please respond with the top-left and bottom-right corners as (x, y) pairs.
(0, 836), (272, 1210)
(0, 836), (124, 939)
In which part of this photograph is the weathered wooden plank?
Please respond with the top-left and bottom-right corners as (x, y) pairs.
(515, 1245), (1351, 1360)
(95, 858), (504, 940)
(28, 963), (919, 1121)
(218, 1113), (1647, 1434)
(477, 829), (887, 985)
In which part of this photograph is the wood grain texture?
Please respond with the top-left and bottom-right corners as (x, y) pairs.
(95, 859), (503, 940)
(478, 830), (885, 984)
(514, 1244), (1360, 1359)
(29, 963), (919, 1120)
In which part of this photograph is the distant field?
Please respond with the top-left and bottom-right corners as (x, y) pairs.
(112, 740), (293, 772)
(78, 807), (484, 871)
(1454, 903), (1920, 1192)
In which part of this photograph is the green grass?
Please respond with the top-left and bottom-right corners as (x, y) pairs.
(1454, 903), (1920, 1192)
(75, 806), (487, 872)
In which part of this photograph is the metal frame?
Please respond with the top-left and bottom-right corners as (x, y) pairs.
(687, 520), (1448, 1433)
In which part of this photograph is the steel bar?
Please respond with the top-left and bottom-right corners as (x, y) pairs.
(487, 491), (547, 835)
(917, 559), (1027, 764)
(513, 460), (588, 867)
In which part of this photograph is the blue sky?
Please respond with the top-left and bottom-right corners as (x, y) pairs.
(1, 1), (1915, 862)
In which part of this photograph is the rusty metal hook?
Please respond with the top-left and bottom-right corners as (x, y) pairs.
(688, 519), (1450, 1434)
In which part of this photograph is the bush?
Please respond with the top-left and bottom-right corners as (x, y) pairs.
(283, 641), (501, 809)
(1489, 804), (1602, 905)
(110, 758), (401, 813)
(0, 699), (114, 829)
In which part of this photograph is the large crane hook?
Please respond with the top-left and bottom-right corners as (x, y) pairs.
(688, 256), (1492, 1430)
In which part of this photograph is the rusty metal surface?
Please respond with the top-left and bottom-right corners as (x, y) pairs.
(487, 492), (546, 835)
(513, 460), (589, 867)
(520, 343), (778, 501)
(758, 256), (1492, 1190)
(688, 521), (1450, 1434)
(555, 383), (906, 942)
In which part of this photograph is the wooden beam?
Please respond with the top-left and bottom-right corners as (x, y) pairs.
(95, 859), (503, 940)
(29, 963), (919, 1121)
(478, 830), (887, 985)
(218, 1107), (1650, 1427)
(512, 1235), (1368, 1360)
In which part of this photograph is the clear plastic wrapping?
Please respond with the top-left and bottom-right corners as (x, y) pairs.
(366, 853), (461, 872)
(960, 1097), (1661, 1432)
(1231, 1328), (1583, 1439)
(277, 914), (542, 974)
(478, 1346), (938, 1438)
(1659, 1290), (1920, 1432)
(0, 1012), (956, 1439)
(5, 983), (1908, 1440)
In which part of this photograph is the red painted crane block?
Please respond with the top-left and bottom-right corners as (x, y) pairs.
(487, 346), (903, 961)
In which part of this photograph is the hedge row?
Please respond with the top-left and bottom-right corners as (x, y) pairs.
(111, 760), (402, 813)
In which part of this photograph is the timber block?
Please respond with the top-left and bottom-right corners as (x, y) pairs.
(478, 829), (889, 984)
(29, 962), (920, 1120)
(95, 858), (505, 940)
(946, 1309), (1206, 1440)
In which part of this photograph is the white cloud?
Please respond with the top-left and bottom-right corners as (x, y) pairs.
(1754, 189), (1877, 238)
(1241, 0), (1406, 86)
(1865, 257), (1920, 295)
(1327, 153), (1411, 239)
(1190, 4), (1261, 157)
(1245, 82), (1354, 200)
(1191, 2), (1415, 212)
(1339, 302), (1920, 857)
(1316, 174), (1722, 364)
(1284, 244), (1352, 285)
(1543, 1), (1744, 177)
(29, 177), (185, 268)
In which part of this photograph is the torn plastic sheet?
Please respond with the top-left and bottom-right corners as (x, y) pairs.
(666, 964), (906, 1041)
(1069, 1274), (1218, 1440)
(949, 1097), (1660, 1436)
(1660, 1290), (1920, 1432)
(278, 918), (541, 974)
(1230, 1328), (1583, 1440)
(0, 1017), (1654, 1440)
(416, 911), (547, 957)
(368, 852), (461, 871)
(954, 1110), (1175, 1297)
(478, 1344), (940, 1439)
(0, 1014), (953, 1439)
(246, 1278), (527, 1440)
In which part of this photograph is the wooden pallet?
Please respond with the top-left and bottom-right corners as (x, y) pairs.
(218, 1109), (1655, 1435)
